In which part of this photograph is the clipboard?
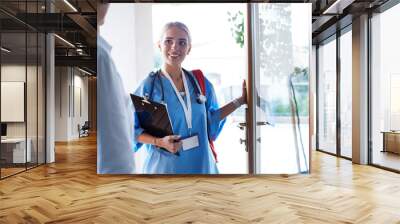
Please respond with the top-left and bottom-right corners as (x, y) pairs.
(130, 94), (174, 138)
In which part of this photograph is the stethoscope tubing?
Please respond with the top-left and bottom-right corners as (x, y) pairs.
(148, 69), (206, 104)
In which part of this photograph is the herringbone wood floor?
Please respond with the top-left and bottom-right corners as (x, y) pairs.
(1, 134), (400, 223)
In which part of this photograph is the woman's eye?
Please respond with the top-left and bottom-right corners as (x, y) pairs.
(164, 39), (172, 45)
(179, 41), (187, 46)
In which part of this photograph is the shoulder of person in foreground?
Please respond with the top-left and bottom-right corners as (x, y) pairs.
(134, 70), (159, 96)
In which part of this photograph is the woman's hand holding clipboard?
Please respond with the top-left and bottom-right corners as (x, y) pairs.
(155, 135), (182, 154)
(131, 94), (180, 156)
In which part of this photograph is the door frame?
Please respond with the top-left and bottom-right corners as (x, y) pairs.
(246, 3), (312, 174)
(246, 3), (256, 174)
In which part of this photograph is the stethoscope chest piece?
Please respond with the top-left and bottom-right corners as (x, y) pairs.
(197, 94), (207, 104)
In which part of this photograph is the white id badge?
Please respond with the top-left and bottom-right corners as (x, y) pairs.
(181, 134), (199, 151)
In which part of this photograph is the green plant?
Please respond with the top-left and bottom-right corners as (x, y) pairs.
(227, 11), (244, 48)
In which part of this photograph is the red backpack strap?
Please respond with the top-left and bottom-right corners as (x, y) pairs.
(192, 70), (218, 163)
(192, 69), (206, 95)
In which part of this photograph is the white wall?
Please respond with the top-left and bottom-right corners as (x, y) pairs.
(55, 66), (68, 141)
(1, 65), (34, 138)
(99, 3), (154, 92)
(72, 73), (89, 138)
(55, 67), (89, 141)
(99, 3), (154, 172)
(1, 63), (46, 164)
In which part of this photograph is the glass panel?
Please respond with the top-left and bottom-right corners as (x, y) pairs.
(27, 31), (38, 169)
(0, 1), (46, 178)
(317, 37), (337, 155)
(254, 3), (310, 173)
(371, 4), (400, 171)
(1, 30), (27, 177)
(38, 32), (45, 165)
(340, 29), (352, 158)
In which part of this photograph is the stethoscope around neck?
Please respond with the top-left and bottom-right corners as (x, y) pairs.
(146, 68), (207, 104)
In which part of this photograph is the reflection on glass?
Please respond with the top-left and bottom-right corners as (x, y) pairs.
(1, 31), (27, 177)
(371, 4), (400, 171)
(27, 32), (38, 169)
(38, 33), (46, 165)
(0, 1), (46, 179)
(340, 29), (352, 158)
(255, 3), (310, 174)
(318, 37), (337, 155)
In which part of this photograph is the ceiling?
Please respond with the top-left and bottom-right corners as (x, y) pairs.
(311, 0), (390, 44)
(0, 0), (97, 75)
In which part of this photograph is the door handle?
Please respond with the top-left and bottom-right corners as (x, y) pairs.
(257, 121), (270, 126)
(240, 138), (248, 151)
(238, 121), (269, 127)
(237, 122), (246, 130)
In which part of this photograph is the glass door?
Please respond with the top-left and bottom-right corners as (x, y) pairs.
(251, 3), (311, 174)
(1, 31), (28, 177)
(370, 4), (400, 171)
(0, 1), (46, 179)
(317, 36), (337, 155)
(339, 27), (352, 159)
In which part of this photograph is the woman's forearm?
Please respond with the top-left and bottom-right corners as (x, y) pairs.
(219, 97), (245, 120)
(137, 133), (159, 146)
(137, 133), (181, 154)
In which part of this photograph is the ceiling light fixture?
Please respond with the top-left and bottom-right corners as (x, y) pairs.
(76, 48), (86, 55)
(78, 67), (92, 76)
(54, 34), (75, 48)
(63, 0), (78, 12)
(322, 0), (355, 15)
(1, 47), (11, 53)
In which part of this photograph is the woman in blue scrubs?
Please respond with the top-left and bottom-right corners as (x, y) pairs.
(133, 22), (246, 174)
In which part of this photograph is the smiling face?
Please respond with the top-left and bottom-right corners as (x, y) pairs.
(158, 26), (191, 69)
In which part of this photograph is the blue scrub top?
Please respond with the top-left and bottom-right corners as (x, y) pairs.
(133, 70), (226, 174)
